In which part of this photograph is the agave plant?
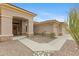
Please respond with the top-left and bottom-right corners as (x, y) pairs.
(67, 8), (79, 46)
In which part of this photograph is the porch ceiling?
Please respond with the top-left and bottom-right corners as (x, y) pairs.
(13, 16), (28, 21)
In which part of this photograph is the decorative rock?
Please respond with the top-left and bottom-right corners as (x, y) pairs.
(33, 51), (50, 56)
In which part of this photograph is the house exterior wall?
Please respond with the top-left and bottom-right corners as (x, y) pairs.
(1, 16), (13, 36)
(22, 20), (27, 35)
(34, 21), (63, 36)
(27, 18), (34, 36)
(0, 14), (1, 34)
(34, 24), (54, 34)
(53, 23), (59, 35)
(58, 23), (63, 35)
(0, 4), (35, 41)
(0, 6), (1, 35)
(1, 4), (34, 35)
(62, 23), (68, 35)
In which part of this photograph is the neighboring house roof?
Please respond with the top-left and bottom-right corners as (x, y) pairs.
(0, 3), (36, 16)
(34, 20), (63, 26)
(33, 21), (40, 24)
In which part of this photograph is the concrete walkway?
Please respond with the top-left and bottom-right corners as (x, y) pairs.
(0, 40), (33, 56)
(15, 35), (73, 52)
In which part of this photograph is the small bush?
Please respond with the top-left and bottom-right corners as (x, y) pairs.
(41, 32), (46, 36)
(34, 32), (39, 35)
(47, 33), (56, 38)
(33, 51), (50, 56)
(58, 33), (62, 36)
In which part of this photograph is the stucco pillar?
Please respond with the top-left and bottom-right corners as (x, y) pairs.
(58, 24), (63, 36)
(0, 16), (13, 41)
(27, 19), (33, 36)
(22, 20), (27, 35)
(53, 23), (58, 36)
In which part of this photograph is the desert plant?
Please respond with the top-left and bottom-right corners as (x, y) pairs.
(33, 51), (50, 56)
(67, 8), (79, 46)
(41, 31), (46, 36)
(58, 33), (62, 36)
(34, 32), (39, 35)
(47, 33), (56, 38)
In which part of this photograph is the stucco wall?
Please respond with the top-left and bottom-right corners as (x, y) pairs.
(0, 14), (1, 34)
(1, 6), (33, 20)
(0, 7), (1, 34)
(1, 16), (13, 36)
(62, 23), (68, 35)
(34, 22), (63, 36)
(0, 5), (34, 36)
(34, 24), (54, 34)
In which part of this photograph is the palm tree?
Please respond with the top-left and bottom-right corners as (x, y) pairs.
(67, 8), (79, 46)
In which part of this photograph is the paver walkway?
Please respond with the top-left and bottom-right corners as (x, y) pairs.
(16, 35), (73, 52)
(0, 40), (33, 56)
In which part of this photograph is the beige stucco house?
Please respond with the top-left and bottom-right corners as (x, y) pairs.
(0, 3), (65, 42)
(0, 3), (36, 41)
(34, 20), (64, 36)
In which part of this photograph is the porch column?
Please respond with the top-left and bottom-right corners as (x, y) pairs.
(27, 19), (33, 36)
(0, 16), (13, 41)
(22, 20), (27, 35)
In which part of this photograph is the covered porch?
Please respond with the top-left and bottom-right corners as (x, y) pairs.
(0, 3), (36, 41)
(13, 16), (28, 36)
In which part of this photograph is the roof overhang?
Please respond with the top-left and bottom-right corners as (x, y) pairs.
(1, 3), (37, 17)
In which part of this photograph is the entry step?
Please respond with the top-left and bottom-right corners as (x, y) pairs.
(13, 36), (26, 40)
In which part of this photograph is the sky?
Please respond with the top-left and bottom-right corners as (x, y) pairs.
(12, 3), (79, 22)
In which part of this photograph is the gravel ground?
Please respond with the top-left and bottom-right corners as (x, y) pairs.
(0, 40), (33, 56)
(0, 37), (78, 56)
(29, 35), (56, 43)
(51, 40), (79, 56)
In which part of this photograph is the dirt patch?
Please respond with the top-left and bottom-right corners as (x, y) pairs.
(28, 35), (56, 43)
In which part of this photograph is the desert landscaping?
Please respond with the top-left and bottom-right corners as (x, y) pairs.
(0, 3), (79, 56)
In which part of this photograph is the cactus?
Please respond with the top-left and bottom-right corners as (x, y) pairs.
(67, 8), (79, 46)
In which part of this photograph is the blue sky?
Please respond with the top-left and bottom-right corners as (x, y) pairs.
(12, 3), (79, 22)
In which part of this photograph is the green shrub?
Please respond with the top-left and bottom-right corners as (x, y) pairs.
(67, 8), (79, 46)
(47, 33), (56, 38)
(41, 32), (46, 36)
(58, 33), (62, 36)
(34, 32), (39, 35)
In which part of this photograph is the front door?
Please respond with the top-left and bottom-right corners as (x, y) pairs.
(13, 24), (18, 35)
